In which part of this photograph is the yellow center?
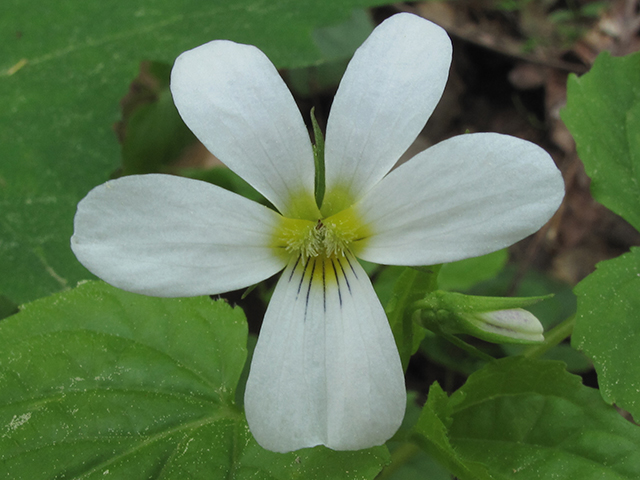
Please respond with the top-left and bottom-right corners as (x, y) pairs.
(273, 206), (368, 261)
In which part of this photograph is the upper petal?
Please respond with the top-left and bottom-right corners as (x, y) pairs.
(171, 40), (318, 219)
(71, 174), (288, 297)
(351, 133), (565, 265)
(244, 254), (406, 452)
(322, 13), (452, 215)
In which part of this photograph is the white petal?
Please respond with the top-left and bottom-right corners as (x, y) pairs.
(71, 174), (287, 297)
(322, 13), (452, 214)
(352, 133), (565, 265)
(171, 40), (318, 218)
(245, 254), (406, 452)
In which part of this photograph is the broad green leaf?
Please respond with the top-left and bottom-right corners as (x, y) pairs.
(0, 294), (18, 320)
(561, 52), (640, 410)
(183, 166), (268, 206)
(412, 383), (495, 480)
(0, 0), (390, 304)
(385, 266), (441, 371)
(447, 357), (640, 479)
(373, 265), (405, 307)
(572, 247), (640, 419)
(536, 343), (592, 374)
(380, 392), (450, 480)
(286, 9), (374, 97)
(438, 249), (508, 292)
(118, 61), (196, 176)
(562, 51), (640, 231)
(0, 281), (389, 478)
(311, 8), (375, 61)
(380, 444), (450, 480)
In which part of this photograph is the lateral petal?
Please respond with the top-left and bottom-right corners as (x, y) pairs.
(245, 254), (406, 452)
(352, 133), (565, 265)
(171, 40), (318, 219)
(322, 13), (452, 215)
(71, 174), (287, 297)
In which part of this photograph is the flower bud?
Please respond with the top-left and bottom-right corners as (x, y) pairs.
(462, 308), (544, 343)
(416, 290), (548, 344)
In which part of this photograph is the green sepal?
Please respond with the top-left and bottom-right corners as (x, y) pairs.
(241, 283), (258, 300)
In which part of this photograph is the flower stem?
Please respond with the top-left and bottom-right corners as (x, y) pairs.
(440, 332), (495, 362)
(522, 314), (575, 359)
(310, 107), (325, 208)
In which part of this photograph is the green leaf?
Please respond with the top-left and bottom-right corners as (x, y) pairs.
(438, 249), (508, 292)
(379, 392), (451, 480)
(118, 61), (197, 176)
(572, 247), (640, 420)
(0, 281), (389, 478)
(540, 343), (592, 374)
(373, 265), (405, 307)
(447, 357), (640, 479)
(562, 51), (640, 231)
(286, 9), (374, 98)
(381, 444), (450, 480)
(182, 166), (268, 206)
(412, 383), (495, 480)
(386, 266), (441, 371)
(0, 294), (19, 320)
(311, 8), (375, 61)
(0, 0), (391, 304)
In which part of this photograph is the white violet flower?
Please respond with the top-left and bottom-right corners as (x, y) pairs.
(71, 13), (564, 453)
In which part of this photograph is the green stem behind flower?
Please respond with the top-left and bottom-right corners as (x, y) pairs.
(310, 107), (325, 209)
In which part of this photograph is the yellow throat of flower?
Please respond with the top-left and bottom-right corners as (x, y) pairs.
(273, 207), (368, 261)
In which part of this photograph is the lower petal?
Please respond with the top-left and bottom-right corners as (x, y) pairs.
(244, 254), (406, 452)
(71, 174), (287, 297)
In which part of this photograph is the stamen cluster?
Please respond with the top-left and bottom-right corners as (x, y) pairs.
(285, 219), (355, 260)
